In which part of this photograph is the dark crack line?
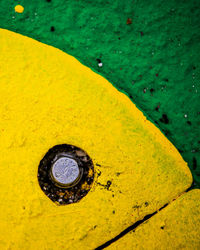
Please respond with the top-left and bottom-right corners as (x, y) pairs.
(96, 187), (192, 249)
(95, 211), (157, 250)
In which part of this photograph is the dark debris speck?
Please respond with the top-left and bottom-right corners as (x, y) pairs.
(159, 114), (169, 124)
(50, 26), (55, 32)
(96, 58), (102, 63)
(193, 157), (197, 170)
(150, 88), (154, 93)
(155, 105), (160, 111)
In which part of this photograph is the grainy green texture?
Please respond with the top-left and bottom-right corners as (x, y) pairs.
(0, 0), (199, 186)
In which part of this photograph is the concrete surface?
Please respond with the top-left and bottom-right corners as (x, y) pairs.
(0, 0), (199, 186)
(0, 29), (195, 249)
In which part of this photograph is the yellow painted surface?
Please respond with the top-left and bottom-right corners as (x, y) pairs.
(14, 5), (24, 13)
(0, 29), (192, 249)
(108, 189), (200, 250)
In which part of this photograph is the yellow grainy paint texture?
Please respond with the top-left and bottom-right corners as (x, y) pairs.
(108, 189), (200, 250)
(0, 29), (192, 249)
(14, 5), (24, 13)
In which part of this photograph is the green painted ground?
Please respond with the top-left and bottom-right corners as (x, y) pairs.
(0, 0), (199, 187)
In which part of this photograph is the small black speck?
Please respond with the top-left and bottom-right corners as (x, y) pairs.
(150, 88), (154, 93)
(193, 66), (196, 70)
(96, 58), (101, 63)
(187, 121), (192, 125)
(86, 177), (93, 185)
(193, 157), (197, 170)
(164, 78), (169, 82)
(107, 181), (112, 190)
(50, 26), (55, 32)
(155, 105), (160, 111)
(164, 129), (171, 136)
(178, 148), (184, 153)
(46, 0), (51, 2)
(97, 170), (101, 177)
(112, 210), (115, 214)
(133, 205), (140, 209)
(145, 202), (149, 206)
(159, 114), (169, 124)
(160, 226), (164, 230)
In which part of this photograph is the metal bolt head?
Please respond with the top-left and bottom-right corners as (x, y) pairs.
(50, 156), (81, 188)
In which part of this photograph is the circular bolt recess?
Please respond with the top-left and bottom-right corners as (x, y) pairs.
(37, 144), (94, 206)
(51, 156), (81, 187)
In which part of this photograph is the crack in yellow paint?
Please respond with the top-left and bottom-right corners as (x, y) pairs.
(108, 189), (200, 249)
(0, 28), (192, 249)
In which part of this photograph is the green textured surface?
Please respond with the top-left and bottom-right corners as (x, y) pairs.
(0, 0), (199, 186)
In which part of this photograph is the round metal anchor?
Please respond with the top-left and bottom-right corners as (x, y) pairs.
(37, 144), (94, 205)
(50, 156), (82, 188)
